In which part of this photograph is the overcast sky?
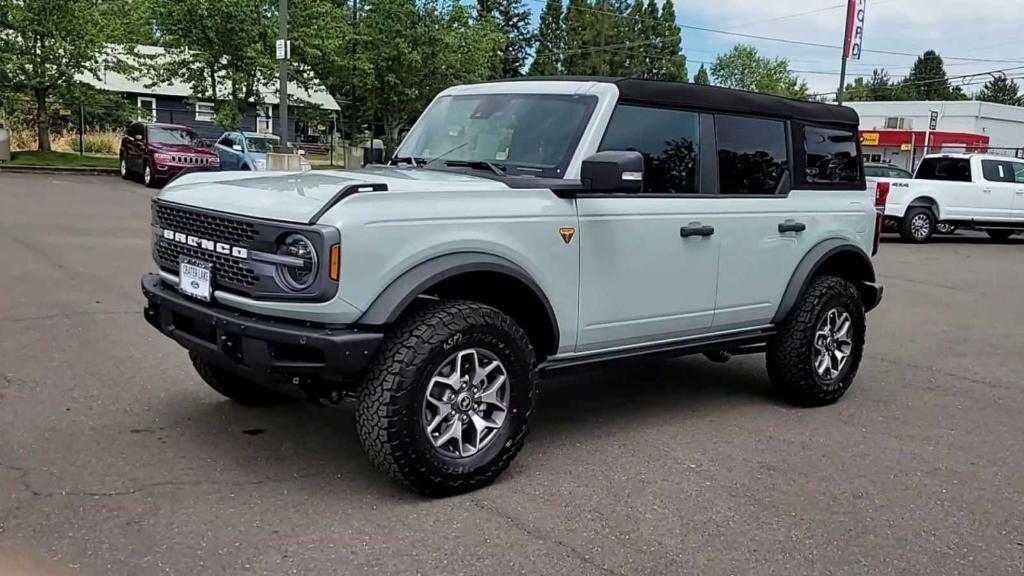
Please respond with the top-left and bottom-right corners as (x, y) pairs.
(679, 0), (1024, 97)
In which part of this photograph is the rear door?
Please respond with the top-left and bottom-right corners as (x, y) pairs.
(978, 159), (1016, 221)
(575, 104), (720, 352)
(711, 119), (868, 329)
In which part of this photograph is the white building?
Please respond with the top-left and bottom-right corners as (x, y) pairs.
(846, 101), (1024, 172)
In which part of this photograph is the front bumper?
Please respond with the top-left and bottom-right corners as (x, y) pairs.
(141, 273), (382, 382)
(154, 163), (220, 181)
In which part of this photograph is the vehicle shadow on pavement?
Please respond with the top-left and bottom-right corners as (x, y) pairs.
(152, 356), (777, 498)
(881, 233), (1024, 245)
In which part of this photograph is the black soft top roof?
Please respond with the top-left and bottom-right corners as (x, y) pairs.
(498, 76), (859, 128)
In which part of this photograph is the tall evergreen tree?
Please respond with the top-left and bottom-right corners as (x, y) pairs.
(976, 75), (1022, 106)
(693, 64), (710, 84)
(529, 0), (565, 75)
(844, 69), (895, 101)
(900, 50), (954, 100)
(622, 0), (647, 76)
(562, 0), (591, 74)
(654, 0), (686, 81)
(640, 0), (660, 78)
(477, 0), (533, 77)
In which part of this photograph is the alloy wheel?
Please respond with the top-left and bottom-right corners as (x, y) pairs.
(813, 307), (854, 381)
(422, 348), (509, 458)
(910, 213), (931, 239)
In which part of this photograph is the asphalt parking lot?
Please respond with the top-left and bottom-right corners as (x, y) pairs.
(1, 172), (1023, 575)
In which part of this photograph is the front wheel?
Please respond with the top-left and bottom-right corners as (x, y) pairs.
(899, 207), (935, 243)
(766, 276), (866, 407)
(119, 153), (132, 180)
(356, 300), (538, 497)
(143, 161), (158, 188)
(986, 229), (1015, 241)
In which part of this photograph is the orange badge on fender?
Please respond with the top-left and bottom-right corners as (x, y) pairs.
(559, 227), (575, 244)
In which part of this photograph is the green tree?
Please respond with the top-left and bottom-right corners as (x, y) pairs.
(562, 0), (591, 74)
(899, 50), (955, 100)
(477, 0), (533, 77)
(710, 44), (809, 98)
(844, 69), (895, 101)
(0, 0), (108, 150)
(693, 63), (710, 85)
(529, 0), (565, 76)
(653, 0), (685, 81)
(976, 75), (1022, 106)
(146, 0), (277, 130)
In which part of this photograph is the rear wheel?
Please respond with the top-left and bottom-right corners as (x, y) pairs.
(766, 276), (866, 407)
(986, 229), (1015, 241)
(190, 353), (293, 406)
(356, 300), (538, 497)
(899, 207), (935, 243)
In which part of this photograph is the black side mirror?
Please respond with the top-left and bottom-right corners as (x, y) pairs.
(580, 151), (644, 193)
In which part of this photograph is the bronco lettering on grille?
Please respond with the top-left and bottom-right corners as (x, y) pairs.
(162, 229), (248, 258)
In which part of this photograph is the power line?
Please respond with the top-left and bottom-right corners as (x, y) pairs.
(813, 64), (1024, 98)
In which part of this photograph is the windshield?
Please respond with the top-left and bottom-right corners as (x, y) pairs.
(149, 127), (199, 146)
(246, 136), (279, 153)
(396, 93), (598, 177)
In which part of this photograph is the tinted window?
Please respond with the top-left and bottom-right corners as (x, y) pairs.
(1012, 162), (1024, 183)
(887, 166), (913, 178)
(716, 115), (788, 195)
(127, 123), (142, 138)
(864, 165), (886, 178)
(599, 105), (700, 194)
(916, 158), (971, 182)
(217, 134), (235, 147)
(803, 126), (860, 184)
(981, 159), (1014, 183)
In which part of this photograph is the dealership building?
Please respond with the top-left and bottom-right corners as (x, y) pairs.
(847, 101), (1024, 172)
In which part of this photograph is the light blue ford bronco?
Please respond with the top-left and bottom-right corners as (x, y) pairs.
(142, 78), (883, 495)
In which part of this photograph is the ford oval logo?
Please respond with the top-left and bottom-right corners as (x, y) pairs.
(190, 280), (201, 289)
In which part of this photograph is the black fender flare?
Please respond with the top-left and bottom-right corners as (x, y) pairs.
(357, 252), (560, 350)
(772, 239), (878, 324)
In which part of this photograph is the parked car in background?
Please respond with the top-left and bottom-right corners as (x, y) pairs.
(875, 153), (1024, 242)
(120, 122), (220, 187)
(864, 162), (912, 192)
(213, 131), (280, 171)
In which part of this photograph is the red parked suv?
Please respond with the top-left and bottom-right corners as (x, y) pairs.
(119, 122), (220, 187)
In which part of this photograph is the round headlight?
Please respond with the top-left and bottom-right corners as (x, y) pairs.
(275, 234), (318, 291)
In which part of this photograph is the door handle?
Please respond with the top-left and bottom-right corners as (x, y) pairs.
(778, 220), (807, 233)
(983, 188), (992, 194)
(680, 223), (715, 238)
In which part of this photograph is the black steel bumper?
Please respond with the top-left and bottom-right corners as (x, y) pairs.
(861, 281), (884, 312)
(141, 273), (382, 381)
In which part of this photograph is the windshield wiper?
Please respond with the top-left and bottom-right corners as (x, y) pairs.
(390, 156), (425, 168)
(442, 159), (507, 176)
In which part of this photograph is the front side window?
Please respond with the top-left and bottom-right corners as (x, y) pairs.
(916, 158), (971, 182)
(149, 126), (199, 146)
(716, 115), (788, 195)
(599, 105), (700, 194)
(396, 93), (597, 177)
(803, 126), (860, 184)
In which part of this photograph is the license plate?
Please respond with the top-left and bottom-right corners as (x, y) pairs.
(178, 257), (212, 301)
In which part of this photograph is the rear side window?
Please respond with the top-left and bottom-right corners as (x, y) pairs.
(715, 115), (788, 195)
(981, 159), (1014, 183)
(803, 126), (861, 184)
(599, 105), (701, 194)
(916, 158), (971, 182)
(1012, 162), (1024, 183)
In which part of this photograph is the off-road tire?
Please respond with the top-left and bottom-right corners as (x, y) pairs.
(766, 276), (866, 407)
(986, 229), (1014, 241)
(899, 207), (934, 243)
(356, 300), (538, 497)
(190, 353), (293, 406)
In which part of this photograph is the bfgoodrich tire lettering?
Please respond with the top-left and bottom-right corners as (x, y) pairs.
(356, 300), (538, 497)
(766, 276), (866, 407)
(190, 353), (293, 406)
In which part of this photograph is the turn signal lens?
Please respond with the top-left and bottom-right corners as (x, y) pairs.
(329, 244), (340, 281)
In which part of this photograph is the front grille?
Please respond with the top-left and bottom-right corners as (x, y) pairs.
(152, 203), (261, 293)
(153, 203), (259, 244)
(171, 155), (215, 165)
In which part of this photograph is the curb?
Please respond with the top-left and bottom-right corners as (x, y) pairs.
(0, 165), (119, 176)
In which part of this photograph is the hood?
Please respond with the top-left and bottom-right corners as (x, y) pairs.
(157, 166), (510, 223)
(150, 142), (217, 156)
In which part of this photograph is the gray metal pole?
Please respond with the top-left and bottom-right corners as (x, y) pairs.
(277, 0), (289, 151)
(837, 0), (854, 105)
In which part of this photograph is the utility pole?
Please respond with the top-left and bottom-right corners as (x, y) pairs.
(277, 0), (290, 151)
(836, 0), (854, 105)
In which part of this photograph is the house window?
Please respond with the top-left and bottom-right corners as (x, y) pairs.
(137, 97), (156, 122)
(884, 117), (912, 130)
(257, 105), (273, 134)
(195, 101), (215, 122)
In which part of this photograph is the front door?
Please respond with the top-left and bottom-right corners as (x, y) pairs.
(575, 105), (719, 353)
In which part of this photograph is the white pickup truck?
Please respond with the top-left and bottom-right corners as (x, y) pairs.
(875, 153), (1024, 243)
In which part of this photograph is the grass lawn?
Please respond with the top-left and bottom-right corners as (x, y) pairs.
(6, 150), (118, 169)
